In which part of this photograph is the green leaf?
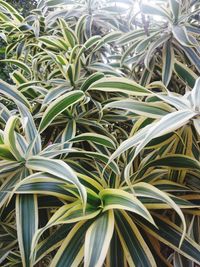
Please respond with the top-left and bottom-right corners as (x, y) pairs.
(16, 194), (38, 267)
(84, 210), (114, 267)
(35, 224), (73, 263)
(137, 214), (200, 264)
(80, 72), (104, 92)
(4, 116), (24, 161)
(26, 156), (87, 206)
(104, 99), (171, 118)
(50, 221), (92, 267)
(132, 182), (186, 246)
(191, 77), (200, 112)
(17, 102), (41, 155)
(39, 91), (84, 133)
(144, 154), (200, 171)
(162, 41), (174, 86)
(174, 60), (197, 88)
(0, 59), (32, 77)
(61, 120), (76, 149)
(144, 34), (170, 69)
(0, 80), (30, 108)
(115, 211), (156, 267)
(99, 189), (155, 225)
(88, 77), (151, 96)
(70, 133), (116, 149)
(0, 144), (15, 160)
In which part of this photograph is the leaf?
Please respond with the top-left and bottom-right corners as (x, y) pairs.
(70, 133), (116, 149)
(174, 60), (197, 88)
(172, 26), (196, 47)
(0, 144), (15, 160)
(132, 182), (186, 246)
(135, 31), (160, 54)
(16, 194), (38, 267)
(137, 214), (200, 264)
(39, 91), (84, 133)
(162, 41), (174, 86)
(61, 120), (76, 149)
(181, 46), (200, 72)
(35, 224), (73, 263)
(80, 72), (104, 92)
(193, 118), (200, 135)
(104, 99), (171, 118)
(26, 156), (87, 206)
(99, 189), (155, 225)
(169, 0), (180, 22)
(50, 221), (92, 267)
(141, 4), (171, 20)
(43, 84), (72, 105)
(134, 110), (196, 158)
(0, 80), (30, 108)
(84, 210), (114, 267)
(122, 110), (196, 185)
(0, 59), (32, 77)
(0, 0), (23, 22)
(190, 77), (200, 112)
(4, 116), (24, 161)
(144, 34), (170, 69)
(143, 154), (200, 171)
(17, 102), (41, 155)
(115, 211), (156, 267)
(88, 77), (151, 96)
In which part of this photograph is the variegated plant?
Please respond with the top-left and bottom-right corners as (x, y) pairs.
(0, 0), (200, 267)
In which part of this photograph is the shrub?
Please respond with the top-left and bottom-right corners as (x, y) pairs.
(0, 0), (200, 266)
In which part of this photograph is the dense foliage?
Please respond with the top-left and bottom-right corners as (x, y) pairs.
(0, 0), (200, 266)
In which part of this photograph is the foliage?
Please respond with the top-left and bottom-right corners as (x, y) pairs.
(0, 0), (200, 266)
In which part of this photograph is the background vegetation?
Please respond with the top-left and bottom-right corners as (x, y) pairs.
(0, 0), (200, 266)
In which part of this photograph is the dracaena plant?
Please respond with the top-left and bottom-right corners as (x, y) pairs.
(0, 0), (200, 267)
(119, 0), (200, 87)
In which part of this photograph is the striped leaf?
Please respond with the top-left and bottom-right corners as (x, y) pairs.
(17, 102), (41, 155)
(100, 189), (155, 225)
(169, 0), (180, 22)
(4, 116), (24, 161)
(162, 41), (174, 86)
(16, 194), (38, 267)
(191, 77), (200, 112)
(50, 221), (92, 267)
(172, 26), (195, 47)
(0, 80), (30, 108)
(70, 133), (116, 149)
(144, 34), (170, 69)
(132, 182), (186, 246)
(61, 120), (76, 149)
(0, 144), (15, 160)
(0, 59), (32, 77)
(104, 99), (171, 118)
(115, 210), (156, 267)
(84, 210), (114, 267)
(26, 156), (87, 205)
(174, 60), (197, 88)
(39, 91), (84, 133)
(88, 77), (151, 96)
(137, 214), (200, 265)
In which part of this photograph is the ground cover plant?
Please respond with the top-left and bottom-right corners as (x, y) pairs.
(0, 0), (200, 266)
